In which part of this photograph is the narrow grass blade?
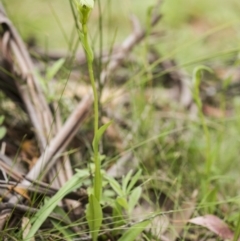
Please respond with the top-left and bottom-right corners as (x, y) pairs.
(118, 220), (150, 241)
(25, 172), (88, 240)
(128, 186), (142, 213)
(122, 170), (133, 193)
(127, 169), (142, 193)
(46, 58), (65, 81)
(51, 220), (74, 241)
(105, 175), (124, 196)
(233, 212), (240, 241)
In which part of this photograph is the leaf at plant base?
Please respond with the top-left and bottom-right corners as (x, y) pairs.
(189, 214), (234, 240)
(86, 194), (103, 241)
(92, 122), (112, 154)
(128, 186), (142, 213)
(105, 175), (124, 196)
(118, 220), (150, 241)
(46, 58), (65, 81)
(127, 169), (142, 193)
(0, 115), (4, 125)
(0, 126), (6, 139)
(122, 170), (133, 194)
(116, 196), (128, 209)
(25, 172), (88, 240)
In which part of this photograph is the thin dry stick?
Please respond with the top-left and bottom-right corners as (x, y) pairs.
(0, 4), (75, 197)
(0, 6), (52, 150)
(8, 94), (92, 204)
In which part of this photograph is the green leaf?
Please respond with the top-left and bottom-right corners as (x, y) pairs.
(25, 172), (88, 240)
(202, 188), (217, 214)
(0, 126), (6, 140)
(118, 220), (150, 241)
(105, 175), (124, 197)
(86, 194), (103, 241)
(128, 187), (142, 213)
(92, 122), (112, 154)
(46, 58), (65, 81)
(35, 70), (48, 95)
(122, 170), (133, 194)
(116, 196), (128, 210)
(75, 168), (90, 176)
(0, 115), (4, 125)
(127, 169), (142, 193)
(0, 116), (6, 140)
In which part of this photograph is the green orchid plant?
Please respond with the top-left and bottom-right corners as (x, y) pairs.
(74, 0), (111, 240)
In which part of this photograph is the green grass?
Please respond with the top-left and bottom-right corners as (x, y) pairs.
(6, 0), (240, 62)
(2, 0), (240, 240)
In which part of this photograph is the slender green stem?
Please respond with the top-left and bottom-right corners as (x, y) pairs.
(194, 83), (211, 176)
(97, 0), (103, 92)
(82, 23), (101, 201)
(193, 67), (213, 204)
(233, 212), (240, 241)
(82, 24), (98, 135)
(76, 2), (102, 240)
